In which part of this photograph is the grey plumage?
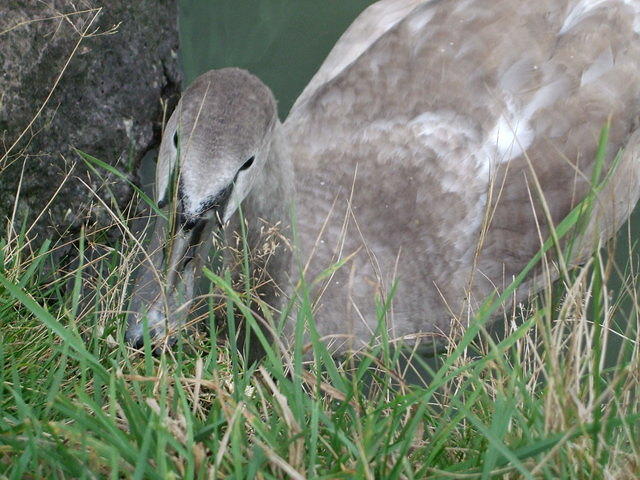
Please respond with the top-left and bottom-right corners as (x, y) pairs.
(127, 0), (640, 353)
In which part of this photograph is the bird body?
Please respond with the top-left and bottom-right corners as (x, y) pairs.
(127, 0), (640, 352)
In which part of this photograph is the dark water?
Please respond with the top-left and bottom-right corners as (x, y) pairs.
(176, 1), (639, 370)
(178, 0), (375, 117)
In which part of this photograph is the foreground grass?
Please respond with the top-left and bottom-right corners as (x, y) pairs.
(0, 227), (638, 479)
(1, 142), (639, 478)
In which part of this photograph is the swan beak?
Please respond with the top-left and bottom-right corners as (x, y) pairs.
(125, 214), (208, 349)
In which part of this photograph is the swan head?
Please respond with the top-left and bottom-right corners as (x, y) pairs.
(126, 68), (278, 348)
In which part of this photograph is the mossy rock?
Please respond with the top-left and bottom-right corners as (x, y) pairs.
(0, 0), (182, 246)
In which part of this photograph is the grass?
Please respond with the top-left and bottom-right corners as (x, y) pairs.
(0, 129), (638, 480)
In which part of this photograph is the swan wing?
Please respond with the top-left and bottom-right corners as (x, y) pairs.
(281, 0), (640, 338)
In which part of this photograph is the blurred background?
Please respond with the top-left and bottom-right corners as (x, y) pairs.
(179, 0), (376, 118)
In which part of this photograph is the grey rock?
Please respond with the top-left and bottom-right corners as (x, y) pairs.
(0, 1), (181, 246)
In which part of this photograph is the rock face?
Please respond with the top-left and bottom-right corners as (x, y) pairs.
(0, 1), (181, 245)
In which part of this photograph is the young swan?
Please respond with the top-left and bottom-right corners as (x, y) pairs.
(128, 0), (640, 353)
(126, 69), (280, 347)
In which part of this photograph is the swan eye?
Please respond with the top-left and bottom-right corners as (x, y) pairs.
(173, 131), (179, 149)
(240, 156), (255, 171)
